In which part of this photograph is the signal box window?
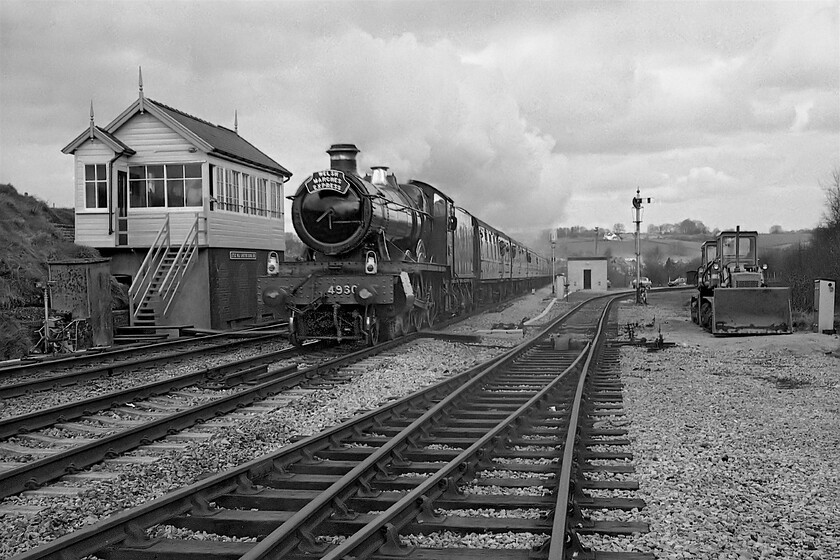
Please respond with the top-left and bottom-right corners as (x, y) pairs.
(213, 165), (283, 219)
(129, 164), (202, 208)
(84, 164), (107, 209)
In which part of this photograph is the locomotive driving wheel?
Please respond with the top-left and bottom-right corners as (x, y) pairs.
(365, 322), (380, 346)
(409, 274), (430, 331)
(391, 315), (405, 339)
(415, 240), (427, 263)
(288, 315), (303, 347)
(425, 284), (438, 327)
(363, 311), (381, 346)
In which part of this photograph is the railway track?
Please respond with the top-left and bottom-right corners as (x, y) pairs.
(0, 296), (536, 502)
(0, 339), (392, 499)
(0, 329), (287, 391)
(9, 293), (652, 560)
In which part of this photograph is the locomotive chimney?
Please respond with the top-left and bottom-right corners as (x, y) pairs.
(327, 144), (360, 175)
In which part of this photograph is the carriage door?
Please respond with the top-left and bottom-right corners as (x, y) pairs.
(583, 269), (592, 290)
(116, 170), (128, 246)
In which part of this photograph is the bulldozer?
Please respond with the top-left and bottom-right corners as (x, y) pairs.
(690, 227), (792, 335)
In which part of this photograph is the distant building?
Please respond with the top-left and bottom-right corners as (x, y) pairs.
(62, 71), (291, 330)
(566, 256), (609, 292)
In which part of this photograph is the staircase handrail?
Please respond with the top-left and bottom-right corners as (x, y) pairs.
(128, 215), (171, 321)
(159, 214), (202, 316)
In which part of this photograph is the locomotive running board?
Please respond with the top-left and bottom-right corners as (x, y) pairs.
(711, 287), (793, 335)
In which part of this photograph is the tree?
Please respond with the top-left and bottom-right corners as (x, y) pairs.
(821, 166), (840, 229)
(769, 225), (784, 234)
(768, 167), (840, 313)
(677, 219), (709, 236)
(613, 223), (626, 235)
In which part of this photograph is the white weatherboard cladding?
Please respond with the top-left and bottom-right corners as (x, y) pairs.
(115, 112), (198, 162)
(74, 213), (112, 246)
(206, 211), (284, 251)
(126, 212), (206, 247)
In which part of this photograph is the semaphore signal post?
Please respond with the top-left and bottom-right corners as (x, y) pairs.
(633, 188), (652, 304)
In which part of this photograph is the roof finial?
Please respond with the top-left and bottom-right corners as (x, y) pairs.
(89, 100), (95, 139)
(234, 110), (239, 134)
(138, 66), (145, 113)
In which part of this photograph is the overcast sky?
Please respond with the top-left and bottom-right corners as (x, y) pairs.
(1, 0), (838, 244)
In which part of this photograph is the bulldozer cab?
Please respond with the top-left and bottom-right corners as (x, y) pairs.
(717, 230), (762, 288)
(718, 230), (758, 270)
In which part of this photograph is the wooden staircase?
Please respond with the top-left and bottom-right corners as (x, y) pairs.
(128, 215), (201, 328)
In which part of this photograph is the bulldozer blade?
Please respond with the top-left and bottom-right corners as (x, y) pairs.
(711, 287), (792, 335)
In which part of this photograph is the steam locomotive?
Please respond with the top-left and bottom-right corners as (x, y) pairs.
(259, 144), (550, 346)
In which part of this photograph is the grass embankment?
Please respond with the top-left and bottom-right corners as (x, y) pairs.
(0, 183), (105, 359)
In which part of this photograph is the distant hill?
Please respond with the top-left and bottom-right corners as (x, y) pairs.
(554, 232), (811, 262)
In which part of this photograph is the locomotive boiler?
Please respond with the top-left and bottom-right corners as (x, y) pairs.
(292, 144), (428, 258)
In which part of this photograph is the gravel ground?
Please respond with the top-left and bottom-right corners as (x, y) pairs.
(601, 290), (840, 560)
(15, 287), (834, 559)
(442, 286), (573, 341)
(0, 290), (561, 559)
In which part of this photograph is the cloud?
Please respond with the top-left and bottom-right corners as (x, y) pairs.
(745, 3), (839, 91)
(258, 28), (574, 237)
(0, 0), (838, 238)
(672, 166), (738, 198)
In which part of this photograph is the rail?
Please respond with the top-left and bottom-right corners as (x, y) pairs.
(549, 292), (616, 558)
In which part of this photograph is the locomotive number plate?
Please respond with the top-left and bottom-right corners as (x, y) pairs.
(314, 276), (393, 304)
(326, 284), (358, 295)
